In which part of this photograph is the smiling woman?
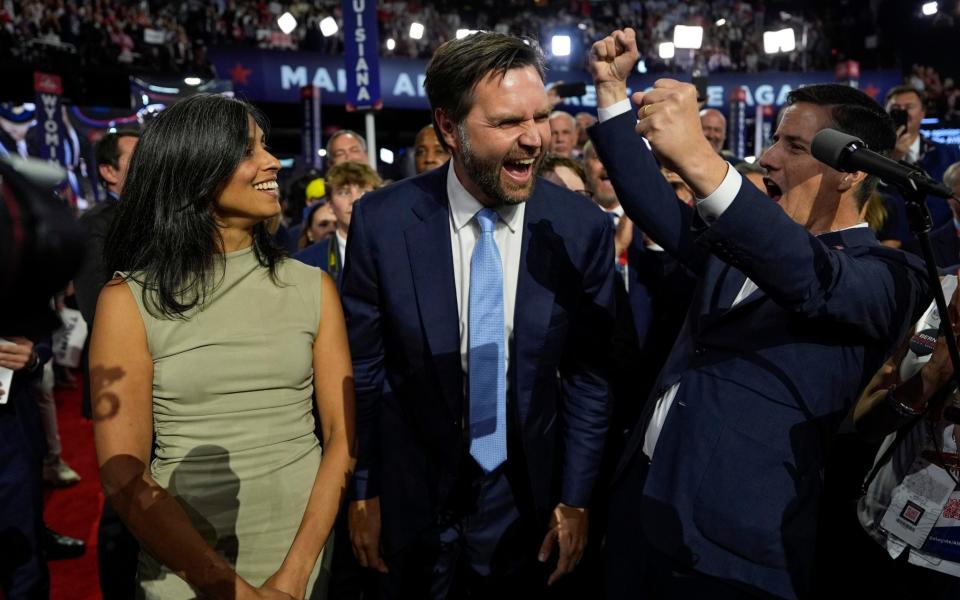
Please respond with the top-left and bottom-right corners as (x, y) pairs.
(91, 94), (355, 600)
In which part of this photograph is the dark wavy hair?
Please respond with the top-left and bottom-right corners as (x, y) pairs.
(104, 94), (285, 318)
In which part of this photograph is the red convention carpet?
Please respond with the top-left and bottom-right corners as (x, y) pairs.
(45, 375), (102, 600)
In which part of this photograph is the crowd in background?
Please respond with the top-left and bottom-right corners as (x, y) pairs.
(0, 0), (914, 77)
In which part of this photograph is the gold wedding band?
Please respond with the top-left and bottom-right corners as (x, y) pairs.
(640, 104), (649, 119)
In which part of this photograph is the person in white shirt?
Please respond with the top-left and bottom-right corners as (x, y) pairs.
(342, 30), (616, 598)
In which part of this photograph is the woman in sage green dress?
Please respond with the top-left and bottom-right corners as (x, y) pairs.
(90, 94), (355, 600)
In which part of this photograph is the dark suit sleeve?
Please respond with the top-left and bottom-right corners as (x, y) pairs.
(589, 111), (711, 275)
(340, 201), (384, 500)
(593, 111), (930, 342)
(558, 214), (617, 507)
(74, 209), (110, 326)
(699, 183), (929, 341)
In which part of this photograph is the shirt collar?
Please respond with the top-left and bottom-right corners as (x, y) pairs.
(446, 160), (522, 233)
(828, 222), (870, 233)
(605, 204), (624, 218)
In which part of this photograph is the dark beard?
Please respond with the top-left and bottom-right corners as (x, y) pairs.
(457, 124), (541, 206)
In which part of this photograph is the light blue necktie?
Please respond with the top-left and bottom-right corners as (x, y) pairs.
(468, 208), (507, 473)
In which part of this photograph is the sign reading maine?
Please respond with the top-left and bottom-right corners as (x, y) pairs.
(209, 49), (901, 113)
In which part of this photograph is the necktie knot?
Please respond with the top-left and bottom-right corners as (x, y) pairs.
(476, 208), (498, 235)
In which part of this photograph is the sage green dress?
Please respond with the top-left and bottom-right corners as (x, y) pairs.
(126, 247), (330, 599)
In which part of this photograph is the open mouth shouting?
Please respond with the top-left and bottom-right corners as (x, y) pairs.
(502, 156), (537, 185)
(763, 177), (783, 202)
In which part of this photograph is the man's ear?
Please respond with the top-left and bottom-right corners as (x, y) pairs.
(838, 170), (867, 193)
(434, 108), (459, 153)
(99, 163), (119, 187)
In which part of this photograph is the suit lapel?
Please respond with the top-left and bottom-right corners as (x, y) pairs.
(404, 174), (463, 418)
(714, 263), (746, 311)
(513, 191), (557, 426)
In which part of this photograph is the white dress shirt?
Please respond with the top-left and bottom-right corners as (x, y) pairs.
(598, 98), (868, 458)
(336, 231), (348, 267)
(446, 161), (525, 376)
(905, 135), (921, 165)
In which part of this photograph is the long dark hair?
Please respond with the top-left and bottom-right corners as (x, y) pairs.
(104, 94), (285, 318)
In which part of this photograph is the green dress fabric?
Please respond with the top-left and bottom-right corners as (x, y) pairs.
(125, 247), (330, 599)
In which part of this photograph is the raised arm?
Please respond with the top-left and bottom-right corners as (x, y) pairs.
(90, 280), (292, 600)
(587, 28), (712, 273)
(266, 271), (357, 598)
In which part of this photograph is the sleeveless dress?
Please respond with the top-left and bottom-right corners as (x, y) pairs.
(125, 247), (330, 599)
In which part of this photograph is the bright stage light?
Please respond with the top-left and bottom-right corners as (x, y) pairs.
(551, 35), (571, 57)
(386, 38), (396, 50)
(410, 22), (424, 40)
(673, 25), (703, 49)
(658, 42), (675, 59)
(922, 2), (938, 15)
(763, 28), (796, 54)
(319, 16), (338, 37)
(277, 12), (297, 35)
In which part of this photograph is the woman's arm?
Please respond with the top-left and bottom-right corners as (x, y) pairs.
(267, 271), (357, 598)
(91, 279), (291, 600)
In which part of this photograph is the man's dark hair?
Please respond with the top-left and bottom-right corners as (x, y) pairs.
(94, 130), (140, 170)
(105, 94), (285, 318)
(884, 84), (926, 107)
(787, 84), (897, 207)
(424, 32), (546, 152)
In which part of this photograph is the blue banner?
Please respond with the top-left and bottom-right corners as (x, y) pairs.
(34, 72), (65, 165)
(341, 0), (382, 111)
(301, 85), (322, 169)
(208, 48), (903, 114)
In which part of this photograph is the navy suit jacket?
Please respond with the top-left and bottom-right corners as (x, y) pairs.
(591, 112), (930, 599)
(293, 237), (342, 284)
(340, 167), (617, 556)
(886, 138), (960, 245)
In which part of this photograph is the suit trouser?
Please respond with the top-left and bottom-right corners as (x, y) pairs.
(0, 381), (49, 600)
(378, 464), (557, 599)
(605, 453), (779, 600)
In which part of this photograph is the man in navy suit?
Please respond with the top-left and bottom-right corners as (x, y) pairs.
(589, 29), (930, 599)
(883, 86), (960, 249)
(341, 32), (616, 597)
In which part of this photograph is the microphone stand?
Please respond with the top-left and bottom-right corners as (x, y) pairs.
(898, 170), (960, 424)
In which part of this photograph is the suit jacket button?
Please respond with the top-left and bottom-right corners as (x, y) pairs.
(694, 346), (706, 356)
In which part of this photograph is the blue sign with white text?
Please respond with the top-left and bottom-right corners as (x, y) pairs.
(208, 48), (903, 114)
(341, 0), (382, 110)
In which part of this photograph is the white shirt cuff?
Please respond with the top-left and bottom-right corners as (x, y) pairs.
(598, 99), (632, 123)
(695, 164), (742, 224)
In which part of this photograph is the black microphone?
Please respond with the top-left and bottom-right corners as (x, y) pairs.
(810, 128), (955, 200)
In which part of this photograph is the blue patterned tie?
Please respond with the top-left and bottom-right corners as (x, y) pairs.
(468, 208), (507, 473)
